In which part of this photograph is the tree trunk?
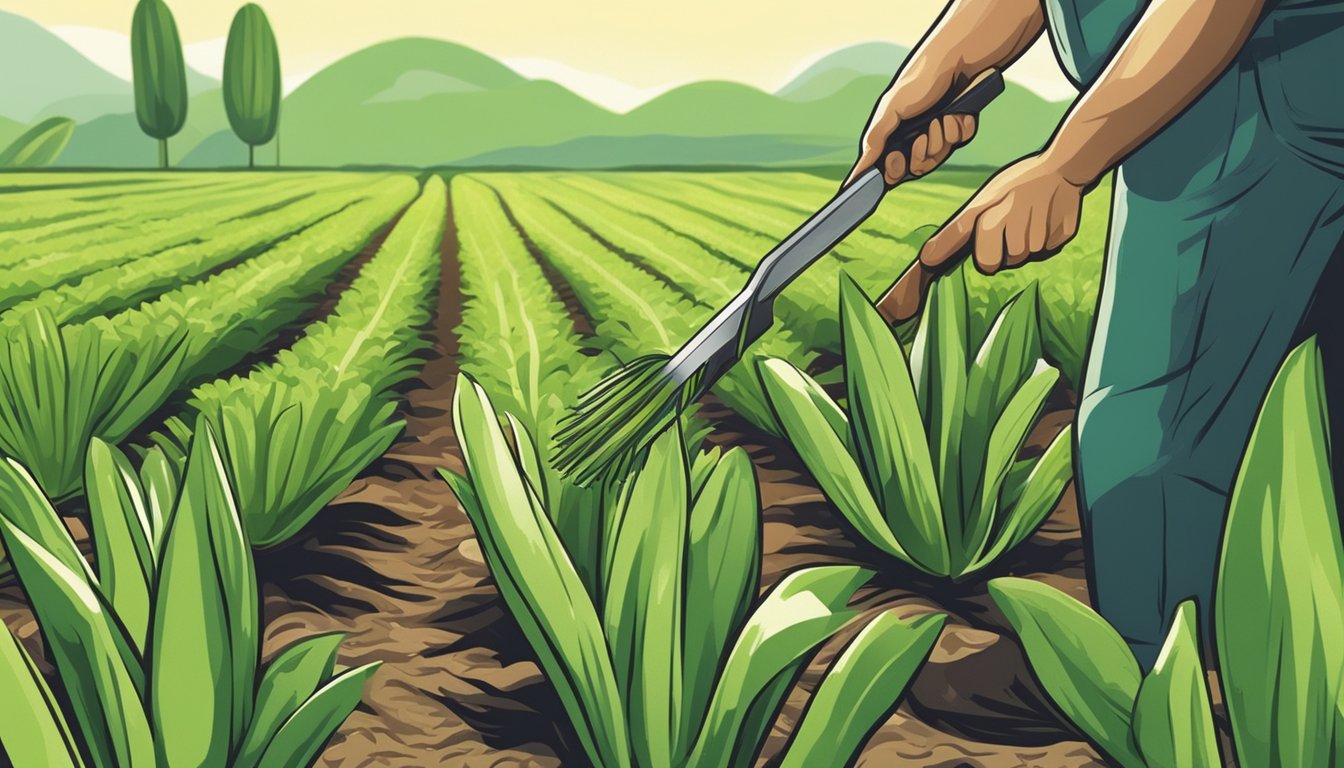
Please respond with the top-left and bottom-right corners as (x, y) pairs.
(275, 130), (281, 168)
(158, 139), (169, 169)
(249, 144), (255, 169)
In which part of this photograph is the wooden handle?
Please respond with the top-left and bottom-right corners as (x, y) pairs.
(875, 260), (936, 323)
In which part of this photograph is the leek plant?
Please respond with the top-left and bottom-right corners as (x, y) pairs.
(0, 417), (377, 767)
(990, 338), (1344, 767)
(443, 376), (945, 767)
(758, 269), (1071, 580)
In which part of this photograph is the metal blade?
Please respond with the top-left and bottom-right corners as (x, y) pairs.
(661, 167), (888, 399)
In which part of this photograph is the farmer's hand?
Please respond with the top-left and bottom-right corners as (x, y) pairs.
(845, 62), (979, 187)
(920, 153), (1085, 274)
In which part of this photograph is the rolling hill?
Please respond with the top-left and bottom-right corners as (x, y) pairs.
(0, 10), (1072, 170)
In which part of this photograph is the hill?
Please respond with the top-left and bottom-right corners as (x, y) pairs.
(777, 42), (910, 101)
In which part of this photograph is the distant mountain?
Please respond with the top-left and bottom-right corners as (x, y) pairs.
(0, 10), (129, 123)
(0, 13), (1071, 170)
(777, 42), (910, 101)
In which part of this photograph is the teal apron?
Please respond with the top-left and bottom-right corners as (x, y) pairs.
(1045, 0), (1344, 668)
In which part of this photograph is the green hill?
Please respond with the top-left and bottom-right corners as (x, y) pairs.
(0, 10), (129, 123)
(2, 21), (1070, 170)
(777, 42), (910, 101)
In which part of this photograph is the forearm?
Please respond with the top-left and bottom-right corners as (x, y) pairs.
(1042, 0), (1268, 186)
(902, 0), (1044, 88)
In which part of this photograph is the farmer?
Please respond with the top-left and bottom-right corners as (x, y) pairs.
(848, 0), (1344, 670)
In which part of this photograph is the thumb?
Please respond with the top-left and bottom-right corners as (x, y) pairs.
(920, 205), (978, 268)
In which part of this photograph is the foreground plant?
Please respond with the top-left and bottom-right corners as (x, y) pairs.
(0, 417), (377, 767)
(991, 338), (1344, 767)
(443, 376), (944, 767)
(759, 269), (1070, 580)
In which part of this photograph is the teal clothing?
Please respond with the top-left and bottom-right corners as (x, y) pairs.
(1043, 0), (1344, 668)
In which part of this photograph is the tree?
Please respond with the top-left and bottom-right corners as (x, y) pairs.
(130, 0), (189, 169)
(223, 4), (281, 168)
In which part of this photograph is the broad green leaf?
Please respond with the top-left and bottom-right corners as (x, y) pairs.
(839, 275), (947, 573)
(912, 265), (969, 524)
(687, 565), (871, 764)
(201, 419), (260, 748)
(235, 633), (346, 768)
(0, 117), (75, 168)
(758, 358), (915, 567)
(1131, 601), (1221, 768)
(968, 428), (1073, 574)
(723, 660), (806, 768)
(963, 364), (1059, 574)
(85, 438), (154, 652)
(683, 447), (760, 743)
(962, 289), (1041, 527)
(137, 445), (179, 554)
(0, 518), (153, 768)
(780, 611), (945, 768)
(0, 457), (87, 576)
(0, 623), (83, 768)
(255, 662), (379, 768)
(988, 578), (1144, 767)
(603, 424), (687, 768)
(151, 423), (243, 767)
(1217, 339), (1344, 768)
(446, 377), (629, 767)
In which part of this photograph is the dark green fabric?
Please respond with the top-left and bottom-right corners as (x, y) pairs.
(1043, 0), (1344, 669)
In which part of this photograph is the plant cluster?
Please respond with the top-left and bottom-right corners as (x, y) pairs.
(0, 418), (374, 766)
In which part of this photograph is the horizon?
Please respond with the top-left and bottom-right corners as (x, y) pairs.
(1, 3), (1077, 112)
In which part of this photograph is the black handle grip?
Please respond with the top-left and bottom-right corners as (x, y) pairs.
(882, 69), (1005, 168)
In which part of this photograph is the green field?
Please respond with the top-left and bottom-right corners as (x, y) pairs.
(0, 170), (1123, 766)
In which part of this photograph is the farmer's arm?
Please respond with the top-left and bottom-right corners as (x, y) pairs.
(847, 0), (1044, 186)
(920, 0), (1269, 273)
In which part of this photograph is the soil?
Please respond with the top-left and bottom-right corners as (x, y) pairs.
(0, 189), (1117, 768)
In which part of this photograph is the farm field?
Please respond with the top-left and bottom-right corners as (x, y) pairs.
(0, 169), (1114, 766)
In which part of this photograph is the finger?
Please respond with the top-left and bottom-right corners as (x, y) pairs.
(942, 114), (963, 148)
(925, 117), (945, 162)
(909, 133), (932, 177)
(921, 204), (978, 268)
(1005, 213), (1031, 268)
(975, 204), (1009, 274)
(1028, 203), (1049, 254)
(883, 151), (909, 185)
(958, 114), (977, 145)
(845, 93), (903, 187)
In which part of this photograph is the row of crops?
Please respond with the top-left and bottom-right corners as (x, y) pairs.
(0, 171), (449, 766)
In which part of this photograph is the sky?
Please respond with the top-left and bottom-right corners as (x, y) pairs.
(7, 0), (1077, 110)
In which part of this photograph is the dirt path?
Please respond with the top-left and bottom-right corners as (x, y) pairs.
(256, 191), (573, 766)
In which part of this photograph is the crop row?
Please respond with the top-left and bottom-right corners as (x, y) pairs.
(480, 174), (808, 431)
(0, 174), (419, 498)
(0, 177), (360, 310)
(0, 179), (373, 329)
(146, 176), (447, 546)
(453, 175), (609, 589)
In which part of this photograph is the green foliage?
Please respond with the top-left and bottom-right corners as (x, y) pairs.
(0, 176), (416, 500)
(1216, 339), (1344, 767)
(156, 177), (445, 546)
(130, 0), (188, 167)
(760, 269), (1071, 579)
(444, 376), (941, 767)
(990, 338), (1344, 768)
(223, 4), (282, 166)
(0, 117), (75, 168)
(0, 420), (375, 767)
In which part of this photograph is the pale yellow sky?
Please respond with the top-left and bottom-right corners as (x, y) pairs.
(4, 0), (1076, 108)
